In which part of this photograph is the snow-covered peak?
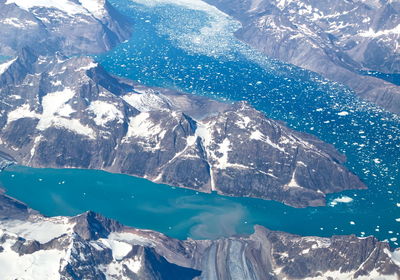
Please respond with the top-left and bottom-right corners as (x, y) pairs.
(79, 0), (107, 18)
(5, 0), (106, 18)
(6, 0), (85, 15)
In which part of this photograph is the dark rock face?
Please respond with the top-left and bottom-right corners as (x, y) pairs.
(0, 195), (398, 279)
(203, 0), (400, 114)
(0, 192), (29, 219)
(0, 0), (132, 56)
(199, 103), (364, 207)
(71, 211), (123, 241)
(0, 151), (15, 171)
(0, 50), (365, 207)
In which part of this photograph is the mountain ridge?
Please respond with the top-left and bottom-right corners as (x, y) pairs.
(0, 190), (398, 280)
(0, 0), (132, 56)
(0, 49), (366, 208)
(203, 0), (400, 114)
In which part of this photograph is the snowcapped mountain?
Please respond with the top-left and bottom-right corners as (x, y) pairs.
(204, 0), (400, 114)
(0, 0), (131, 56)
(0, 48), (365, 208)
(0, 192), (399, 280)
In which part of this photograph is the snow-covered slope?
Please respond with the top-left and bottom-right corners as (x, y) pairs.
(0, 49), (365, 208)
(5, 0), (108, 19)
(0, 0), (131, 56)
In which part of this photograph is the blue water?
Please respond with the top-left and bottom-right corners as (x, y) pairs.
(2, 0), (399, 246)
(1, 165), (399, 245)
(94, 1), (399, 244)
(360, 70), (400, 87)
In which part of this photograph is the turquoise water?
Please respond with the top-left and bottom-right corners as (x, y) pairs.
(1, 165), (399, 245)
(2, 0), (400, 247)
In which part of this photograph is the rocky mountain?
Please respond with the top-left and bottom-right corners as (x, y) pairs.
(204, 0), (400, 114)
(0, 192), (399, 280)
(0, 49), (365, 208)
(0, 151), (14, 171)
(0, 0), (132, 56)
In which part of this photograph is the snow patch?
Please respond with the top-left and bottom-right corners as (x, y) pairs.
(79, 0), (106, 19)
(0, 57), (17, 76)
(0, 238), (63, 280)
(5, 0), (107, 18)
(358, 25), (400, 38)
(88, 101), (123, 126)
(75, 61), (98, 72)
(7, 89), (96, 139)
(37, 88), (96, 139)
(388, 248), (400, 266)
(215, 138), (231, 169)
(236, 115), (251, 129)
(124, 112), (166, 144)
(100, 239), (132, 261)
(103, 257), (142, 278)
(302, 269), (398, 280)
(124, 256), (142, 273)
(5, 0), (89, 16)
(250, 130), (285, 152)
(285, 168), (302, 189)
(123, 91), (171, 112)
(0, 17), (38, 28)
(7, 104), (40, 124)
(108, 232), (155, 247)
(1, 216), (73, 243)
(196, 122), (213, 147)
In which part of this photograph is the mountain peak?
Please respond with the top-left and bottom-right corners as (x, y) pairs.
(5, 0), (106, 18)
(72, 211), (123, 241)
(0, 0), (132, 56)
